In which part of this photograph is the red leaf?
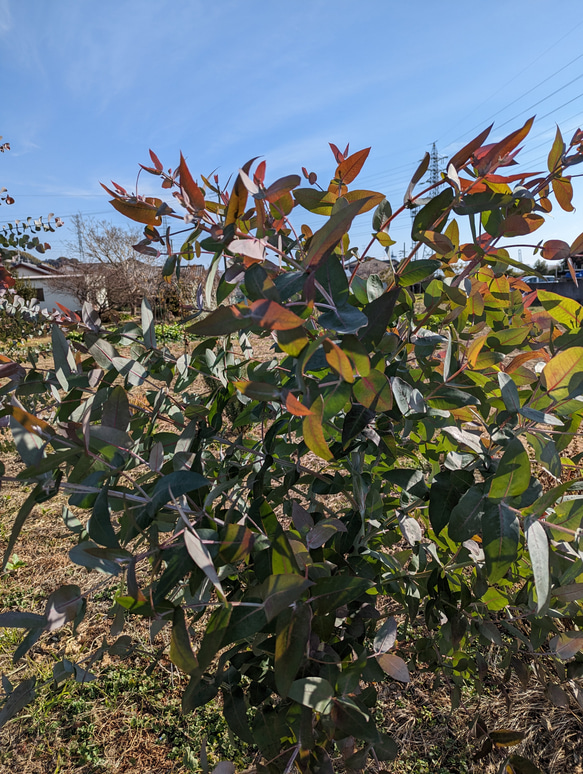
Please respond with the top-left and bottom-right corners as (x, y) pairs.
(225, 157), (259, 227)
(475, 116), (534, 175)
(541, 239), (571, 262)
(329, 143), (345, 163)
(149, 149), (163, 171)
(336, 148), (370, 185)
(254, 160), (266, 186)
(0, 266), (15, 290)
(448, 124), (493, 171)
(285, 393), (313, 416)
(179, 152), (205, 211)
(264, 174), (301, 203)
(249, 299), (304, 331)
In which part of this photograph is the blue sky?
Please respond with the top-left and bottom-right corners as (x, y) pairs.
(2, 0), (583, 266)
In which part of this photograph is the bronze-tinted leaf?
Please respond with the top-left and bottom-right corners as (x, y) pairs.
(476, 116), (534, 175)
(249, 299), (304, 331)
(376, 653), (410, 683)
(179, 152), (205, 211)
(353, 370), (392, 412)
(541, 239), (570, 262)
(547, 126), (564, 173)
(336, 148), (370, 185)
(109, 198), (162, 226)
(323, 339), (354, 383)
(303, 396), (333, 461)
(552, 176), (574, 212)
(449, 124), (493, 170)
(285, 392), (313, 417)
(264, 174), (301, 203)
(489, 729), (525, 747)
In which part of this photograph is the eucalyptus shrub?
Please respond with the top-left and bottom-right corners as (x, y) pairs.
(3, 121), (583, 773)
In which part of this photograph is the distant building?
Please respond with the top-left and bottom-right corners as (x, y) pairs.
(8, 255), (82, 312)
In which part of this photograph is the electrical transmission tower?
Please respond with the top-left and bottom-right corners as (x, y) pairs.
(410, 142), (447, 258)
(74, 214), (85, 261)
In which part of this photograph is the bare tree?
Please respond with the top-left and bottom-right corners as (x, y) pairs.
(64, 215), (159, 314)
(48, 215), (206, 318)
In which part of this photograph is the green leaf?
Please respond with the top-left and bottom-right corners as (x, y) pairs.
(525, 517), (550, 613)
(169, 607), (198, 675)
(319, 303), (369, 334)
(305, 197), (372, 269)
(288, 676), (334, 713)
(520, 407), (563, 426)
(148, 471), (208, 513)
(429, 469), (473, 535)
(10, 413), (45, 468)
(88, 487), (120, 548)
(141, 297), (157, 348)
(482, 502), (519, 583)
(294, 188), (336, 215)
(544, 498), (583, 542)
(45, 585), (83, 632)
(261, 574), (312, 622)
(372, 197), (392, 232)
(197, 605), (232, 671)
(342, 404), (374, 448)
(411, 189), (453, 239)
(187, 305), (251, 337)
(537, 290), (583, 329)
(51, 323), (76, 390)
(488, 438), (531, 499)
(184, 529), (223, 597)
(449, 485), (486, 542)
(353, 370), (393, 412)
(374, 616), (397, 653)
(331, 697), (376, 741)
(69, 541), (130, 576)
(311, 575), (373, 614)
(306, 518), (347, 549)
(0, 611), (47, 629)
(398, 259), (441, 287)
(223, 686), (254, 744)
(2, 486), (40, 571)
(526, 433), (562, 479)
(275, 604), (311, 697)
(0, 677), (36, 729)
(498, 372), (520, 413)
(101, 385), (131, 431)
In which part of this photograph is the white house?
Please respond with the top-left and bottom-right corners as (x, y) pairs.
(9, 256), (82, 313)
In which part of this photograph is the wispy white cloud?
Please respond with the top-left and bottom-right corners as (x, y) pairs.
(0, 0), (12, 35)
